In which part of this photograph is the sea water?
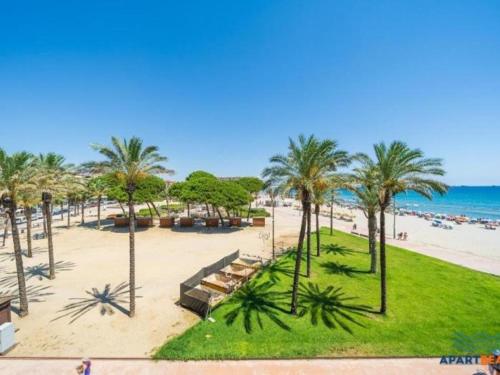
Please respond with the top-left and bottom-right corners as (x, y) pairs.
(337, 186), (500, 220)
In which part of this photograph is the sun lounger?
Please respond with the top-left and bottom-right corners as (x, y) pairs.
(201, 272), (239, 294)
(220, 264), (256, 280)
(231, 257), (263, 270)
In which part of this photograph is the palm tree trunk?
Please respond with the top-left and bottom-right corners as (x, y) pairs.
(25, 207), (33, 258)
(306, 202), (312, 278)
(291, 199), (308, 315)
(8, 205), (29, 317)
(97, 196), (101, 229)
(379, 208), (387, 314)
(368, 212), (377, 273)
(60, 203), (64, 221)
(44, 200), (55, 280)
(297, 207), (306, 252)
(128, 192), (136, 317)
(42, 209), (47, 235)
(2, 215), (8, 246)
(315, 203), (320, 256)
(80, 201), (85, 224)
(67, 201), (71, 228)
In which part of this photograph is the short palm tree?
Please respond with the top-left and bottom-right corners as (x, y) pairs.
(345, 157), (380, 273)
(87, 176), (109, 229)
(0, 149), (35, 316)
(262, 135), (348, 314)
(92, 136), (170, 317)
(372, 141), (447, 314)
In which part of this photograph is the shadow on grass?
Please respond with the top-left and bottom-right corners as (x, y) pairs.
(321, 244), (358, 256)
(320, 261), (370, 278)
(297, 282), (371, 333)
(224, 281), (291, 334)
(0, 261), (75, 288)
(255, 261), (294, 284)
(52, 282), (141, 323)
(282, 249), (307, 262)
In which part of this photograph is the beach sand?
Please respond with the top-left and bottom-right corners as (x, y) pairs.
(0, 203), (498, 357)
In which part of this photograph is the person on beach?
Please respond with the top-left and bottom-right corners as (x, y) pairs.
(76, 358), (91, 374)
(403, 232), (408, 240)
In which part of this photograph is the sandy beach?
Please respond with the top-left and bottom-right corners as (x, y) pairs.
(0, 202), (498, 358)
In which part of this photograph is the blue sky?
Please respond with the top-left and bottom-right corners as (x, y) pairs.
(1, 1), (499, 184)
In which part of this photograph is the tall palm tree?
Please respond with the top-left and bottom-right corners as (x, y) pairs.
(92, 136), (170, 317)
(36, 153), (71, 280)
(372, 141), (447, 314)
(312, 180), (328, 257)
(346, 157), (380, 273)
(0, 149), (35, 317)
(17, 183), (41, 258)
(262, 135), (348, 314)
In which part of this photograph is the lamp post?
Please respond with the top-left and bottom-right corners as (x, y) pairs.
(330, 190), (334, 236)
(42, 192), (56, 279)
(393, 195), (397, 239)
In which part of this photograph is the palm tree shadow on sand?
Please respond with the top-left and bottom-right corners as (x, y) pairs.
(52, 282), (142, 324)
(0, 247), (47, 263)
(297, 282), (372, 333)
(0, 261), (75, 288)
(0, 284), (54, 316)
(224, 282), (291, 334)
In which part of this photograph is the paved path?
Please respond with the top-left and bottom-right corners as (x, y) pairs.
(0, 358), (490, 374)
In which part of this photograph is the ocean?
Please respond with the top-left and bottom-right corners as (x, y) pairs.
(337, 186), (500, 221)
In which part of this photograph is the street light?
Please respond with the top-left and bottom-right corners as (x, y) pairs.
(393, 195), (397, 239)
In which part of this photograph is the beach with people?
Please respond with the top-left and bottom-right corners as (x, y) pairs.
(1, 196), (498, 358)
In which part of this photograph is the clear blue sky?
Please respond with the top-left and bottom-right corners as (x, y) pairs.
(1, 1), (499, 185)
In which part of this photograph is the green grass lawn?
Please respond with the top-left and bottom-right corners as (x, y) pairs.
(154, 229), (499, 359)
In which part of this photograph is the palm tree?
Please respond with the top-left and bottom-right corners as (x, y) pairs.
(346, 157), (380, 273)
(262, 135), (348, 314)
(0, 149), (35, 317)
(372, 141), (447, 314)
(35, 153), (71, 280)
(311, 179), (330, 257)
(17, 184), (41, 258)
(87, 176), (109, 230)
(92, 136), (170, 317)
